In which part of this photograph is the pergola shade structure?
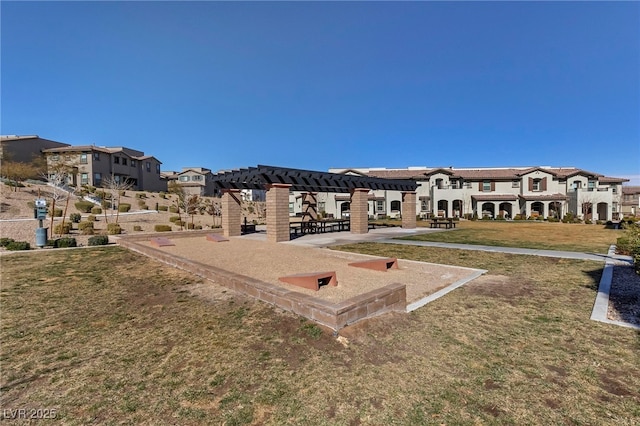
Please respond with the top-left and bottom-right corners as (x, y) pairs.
(210, 165), (419, 193)
(211, 165), (419, 241)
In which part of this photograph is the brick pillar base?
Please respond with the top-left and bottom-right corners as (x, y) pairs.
(402, 191), (417, 229)
(350, 188), (370, 234)
(222, 190), (242, 237)
(267, 184), (291, 242)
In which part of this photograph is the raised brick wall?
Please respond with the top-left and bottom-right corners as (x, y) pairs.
(222, 190), (242, 237)
(116, 233), (407, 330)
(350, 188), (370, 234)
(402, 191), (417, 229)
(266, 184), (291, 242)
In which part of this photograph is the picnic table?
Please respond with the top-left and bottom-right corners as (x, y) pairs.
(290, 219), (351, 236)
(429, 218), (457, 229)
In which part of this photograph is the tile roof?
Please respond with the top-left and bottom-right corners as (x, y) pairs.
(471, 194), (519, 201)
(518, 193), (568, 201)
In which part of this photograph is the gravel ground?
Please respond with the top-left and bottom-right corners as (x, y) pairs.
(140, 236), (483, 304)
(608, 262), (640, 326)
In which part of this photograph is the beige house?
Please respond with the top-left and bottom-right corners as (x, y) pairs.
(42, 145), (165, 192)
(1, 135), (69, 163)
(162, 167), (217, 196)
(291, 166), (627, 222)
(621, 186), (640, 217)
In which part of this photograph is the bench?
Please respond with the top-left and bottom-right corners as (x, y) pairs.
(206, 233), (229, 243)
(430, 219), (457, 229)
(150, 237), (175, 247)
(279, 271), (338, 291)
(348, 257), (398, 272)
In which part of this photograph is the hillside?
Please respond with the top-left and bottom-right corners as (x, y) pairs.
(0, 182), (265, 247)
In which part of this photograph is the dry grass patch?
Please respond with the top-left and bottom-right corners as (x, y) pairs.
(1, 246), (639, 424)
(403, 220), (620, 254)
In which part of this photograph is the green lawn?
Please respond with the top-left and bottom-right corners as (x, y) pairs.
(403, 220), (621, 253)
(1, 246), (638, 425)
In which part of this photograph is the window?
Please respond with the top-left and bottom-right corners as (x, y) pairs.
(50, 155), (59, 161)
(94, 173), (102, 185)
(376, 200), (384, 212)
(420, 199), (428, 211)
(451, 181), (459, 189)
(588, 181), (596, 191)
(156, 164), (160, 174)
(573, 181), (582, 190)
(65, 155), (71, 161)
(512, 180), (520, 188)
(81, 173), (88, 185)
(318, 201), (325, 212)
(289, 202), (294, 214)
(179, 176), (190, 182)
(435, 178), (443, 189)
(532, 179), (542, 191)
(93, 152), (100, 161)
(114, 156), (120, 164)
(483, 181), (491, 191)
(612, 186), (617, 194)
(191, 175), (203, 181)
(122, 158), (127, 166)
(146, 162), (151, 172)
(131, 160), (136, 167)
(80, 153), (88, 164)
(390, 200), (401, 211)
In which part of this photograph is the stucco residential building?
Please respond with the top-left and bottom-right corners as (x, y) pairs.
(162, 167), (217, 196)
(1, 135), (69, 163)
(621, 186), (640, 217)
(289, 166), (627, 222)
(42, 145), (165, 192)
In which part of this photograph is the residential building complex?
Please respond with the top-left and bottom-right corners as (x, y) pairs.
(290, 166), (628, 221)
(1, 135), (69, 163)
(621, 186), (640, 217)
(42, 145), (165, 192)
(162, 167), (217, 196)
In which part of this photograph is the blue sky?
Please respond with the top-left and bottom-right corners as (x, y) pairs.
(2, 1), (639, 184)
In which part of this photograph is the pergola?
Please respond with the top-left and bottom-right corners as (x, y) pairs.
(210, 165), (419, 242)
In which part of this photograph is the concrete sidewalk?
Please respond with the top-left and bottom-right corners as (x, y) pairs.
(243, 226), (630, 263)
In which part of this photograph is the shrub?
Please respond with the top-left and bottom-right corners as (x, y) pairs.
(75, 201), (94, 213)
(78, 221), (94, 235)
(101, 200), (112, 209)
(54, 223), (71, 235)
(119, 190), (126, 197)
(53, 237), (77, 248)
(0, 237), (16, 247)
(187, 222), (196, 229)
(50, 208), (63, 217)
(95, 190), (110, 200)
(169, 215), (181, 223)
(135, 193), (146, 199)
(169, 205), (178, 213)
(27, 201), (35, 209)
(159, 192), (167, 199)
(91, 206), (102, 215)
(118, 203), (131, 213)
(87, 214), (97, 222)
(616, 223), (640, 274)
(107, 223), (122, 235)
(158, 205), (168, 212)
(69, 212), (82, 223)
(154, 224), (172, 232)
(133, 225), (143, 231)
(6, 241), (30, 251)
(174, 220), (185, 227)
(88, 235), (109, 246)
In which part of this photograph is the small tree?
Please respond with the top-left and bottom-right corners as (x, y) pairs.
(185, 194), (203, 228)
(168, 181), (186, 230)
(204, 198), (221, 227)
(1, 160), (38, 191)
(102, 174), (133, 224)
(44, 164), (72, 237)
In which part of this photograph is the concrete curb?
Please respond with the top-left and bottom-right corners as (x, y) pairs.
(590, 245), (640, 330)
(406, 269), (487, 312)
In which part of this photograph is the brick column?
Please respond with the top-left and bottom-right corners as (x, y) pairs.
(350, 188), (370, 234)
(402, 191), (417, 229)
(266, 184), (291, 242)
(221, 189), (242, 237)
